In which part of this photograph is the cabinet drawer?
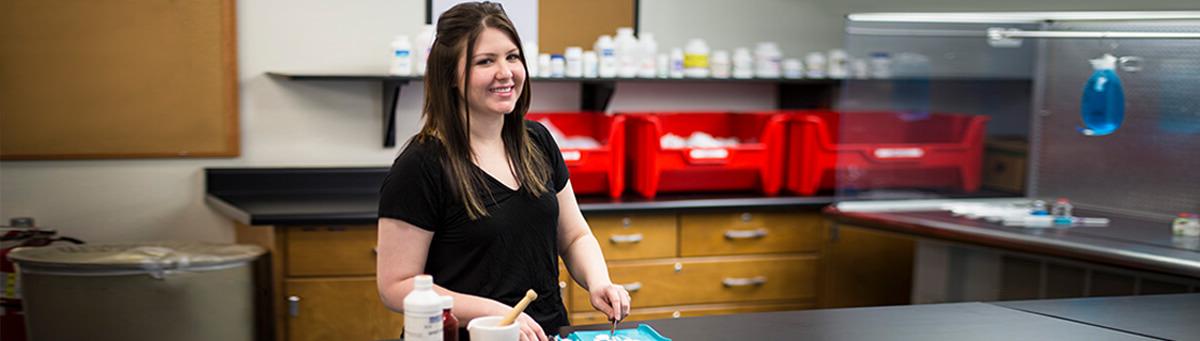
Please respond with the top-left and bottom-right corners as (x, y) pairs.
(571, 255), (818, 309)
(680, 212), (822, 256)
(586, 214), (677, 260)
(983, 153), (1026, 193)
(286, 225), (377, 277)
(570, 301), (814, 325)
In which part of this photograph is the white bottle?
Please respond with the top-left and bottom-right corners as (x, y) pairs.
(524, 42), (539, 79)
(594, 35), (617, 78)
(870, 52), (892, 79)
(827, 49), (849, 79)
(783, 58), (805, 79)
(637, 33), (658, 78)
(669, 48), (685, 79)
(565, 47), (583, 78)
(614, 27), (639, 78)
(805, 52), (827, 78)
(538, 54), (552, 78)
(656, 53), (669, 78)
(390, 35), (413, 76)
(851, 58), (870, 79)
(550, 54), (565, 78)
(710, 50), (731, 79)
(732, 47), (754, 79)
(404, 275), (444, 341)
(684, 39), (710, 78)
(582, 51), (599, 78)
(754, 42), (782, 78)
(414, 25), (435, 76)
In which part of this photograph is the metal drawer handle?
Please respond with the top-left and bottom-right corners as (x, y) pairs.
(288, 296), (301, 317)
(620, 282), (643, 293)
(609, 233), (644, 244)
(724, 228), (768, 240)
(722, 276), (767, 287)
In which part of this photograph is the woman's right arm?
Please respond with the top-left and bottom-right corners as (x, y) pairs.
(375, 217), (548, 341)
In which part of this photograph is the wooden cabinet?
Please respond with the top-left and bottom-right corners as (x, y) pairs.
(236, 223), (401, 341)
(568, 211), (825, 325)
(285, 277), (404, 341)
(821, 223), (915, 308)
(232, 210), (915, 339)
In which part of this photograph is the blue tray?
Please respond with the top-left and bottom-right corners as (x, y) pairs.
(563, 324), (671, 341)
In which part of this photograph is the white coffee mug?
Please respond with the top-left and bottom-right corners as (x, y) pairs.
(467, 316), (521, 341)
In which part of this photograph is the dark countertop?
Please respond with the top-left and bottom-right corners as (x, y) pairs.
(997, 293), (1200, 341)
(825, 201), (1200, 278)
(205, 166), (1015, 226)
(559, 300), (1160, 341)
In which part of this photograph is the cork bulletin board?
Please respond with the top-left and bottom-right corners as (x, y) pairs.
(428, 0), (637, 58)
(0, 0), (239, 160)
(537, 0), (636, 55)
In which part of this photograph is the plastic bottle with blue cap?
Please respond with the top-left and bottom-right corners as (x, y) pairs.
(1079, 54), (1125, 136)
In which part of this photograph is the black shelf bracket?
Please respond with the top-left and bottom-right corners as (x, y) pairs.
(581, 81), (617, 112)
(382, 79), (409, 147)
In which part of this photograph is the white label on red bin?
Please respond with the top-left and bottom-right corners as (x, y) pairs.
(561, 150), (581, 161)
(689, 148), (730, 159)
(874, 148), (925, 158)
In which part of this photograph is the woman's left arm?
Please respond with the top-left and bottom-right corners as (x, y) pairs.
(556, 181), (631, 322)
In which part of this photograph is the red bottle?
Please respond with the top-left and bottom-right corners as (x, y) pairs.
(441, 296), (459, 341)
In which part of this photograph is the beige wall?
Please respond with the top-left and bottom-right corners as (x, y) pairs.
(2, 0), (1197, 243)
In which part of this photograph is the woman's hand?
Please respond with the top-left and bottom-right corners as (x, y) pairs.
(515, 312), (548, 341)
(588, 283), (632, 323)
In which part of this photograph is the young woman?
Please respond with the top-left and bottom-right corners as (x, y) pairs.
(375, 2), (630, 340)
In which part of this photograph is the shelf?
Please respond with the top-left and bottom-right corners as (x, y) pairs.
(267, 71), (1028, 147)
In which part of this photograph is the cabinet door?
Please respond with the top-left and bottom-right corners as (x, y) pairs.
(285, 277), (403, 341)
(822, 223), (915, 308)
(286, 225), (378, 277)
(586, 214), (678, 260)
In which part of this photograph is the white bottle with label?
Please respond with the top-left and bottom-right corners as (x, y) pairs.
(390, 35), (413, 76)
(827, 49), (849, 79)
(732, 48), (754, 79)
(582, 51), (599, 78)
(414, 25), (435, 76)
(594, 35), (617, 78)
(524, 42), (539, 79)
(684, 39), (710, 78)
(637, 33), (658, 78)
(754, 42), (782, 78)
(404, 275), (443, 341)
(669, 48), (685, 79)
(710, 50), (731, 79)
(565, 47), (583, 78)
(614, 27), (639, 78)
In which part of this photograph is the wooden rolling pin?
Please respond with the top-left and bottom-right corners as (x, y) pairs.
(498, 289), (538, 326)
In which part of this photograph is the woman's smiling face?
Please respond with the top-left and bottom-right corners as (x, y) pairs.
(459, 27), (525, 117)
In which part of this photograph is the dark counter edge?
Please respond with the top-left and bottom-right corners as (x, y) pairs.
(205, 193), (840, 226)
(823, 206), (1200, 279)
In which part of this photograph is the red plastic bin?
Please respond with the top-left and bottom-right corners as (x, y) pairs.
(782, 111), (988, 195)
(526, 113), (626, 198)
(624, 112), (788, 198)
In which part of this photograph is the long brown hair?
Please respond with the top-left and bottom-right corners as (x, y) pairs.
(416, 1), (550, 219)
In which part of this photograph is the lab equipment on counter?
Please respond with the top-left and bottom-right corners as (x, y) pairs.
(539, 54), (552, 78)
(754, 42), (782, 78)
(783, 58), (804, 79)
(406, 275), (444, 341)
(583, 51), (598, 78)
(563, 324), (672, 341)
(732, 48), (754, 79)
(615, 27), (639, 78)
(1173, 213), (1200, 237)
(805, 52), (826, 78)
(869, 52), (892, 79)
(1079, 54), (1125, 136)
(441, 296), (459, 341)
(1051, 198), (1074, 225)
(827, 49), (849, 79)
(551, 54), (566, 78)
(669, 48), (685, 78)
(595, 35), (617, 78)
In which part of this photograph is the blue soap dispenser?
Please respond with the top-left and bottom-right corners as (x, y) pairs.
(1079, 54), (1125, 136)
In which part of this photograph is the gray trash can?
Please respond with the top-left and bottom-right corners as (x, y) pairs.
(9, 241), (265, 341)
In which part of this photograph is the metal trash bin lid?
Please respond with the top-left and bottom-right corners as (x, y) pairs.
(9, 241), (265, 277)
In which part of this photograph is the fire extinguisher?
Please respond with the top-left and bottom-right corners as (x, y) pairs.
(1, 218), (83, 341)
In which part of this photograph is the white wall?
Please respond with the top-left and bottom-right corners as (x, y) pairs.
(2, 0), (1197, 243)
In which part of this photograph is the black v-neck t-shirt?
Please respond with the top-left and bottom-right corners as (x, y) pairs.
(379, 120), (571, 334)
